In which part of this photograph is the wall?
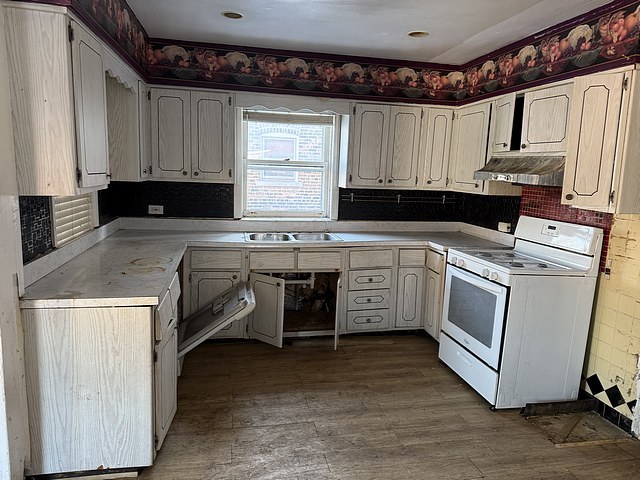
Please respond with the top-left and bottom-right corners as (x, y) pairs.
(520, 186), (639, 434)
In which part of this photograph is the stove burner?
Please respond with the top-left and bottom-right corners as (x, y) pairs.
(509, 262), (525, 268)
(477, 252), (494, 258)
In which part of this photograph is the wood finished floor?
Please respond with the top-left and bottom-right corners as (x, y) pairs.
(139, 334), (640, 480)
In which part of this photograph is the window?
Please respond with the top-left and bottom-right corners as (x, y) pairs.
(51, 193), (97, 247)
(242, 110), (338, 217)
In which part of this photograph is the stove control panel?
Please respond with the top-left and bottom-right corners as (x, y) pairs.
(448, 253), (510, 286)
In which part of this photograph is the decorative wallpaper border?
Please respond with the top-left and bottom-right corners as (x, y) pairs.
(20, 0), (640, 103)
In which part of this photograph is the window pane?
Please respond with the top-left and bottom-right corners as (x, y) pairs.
(246, 121), (332, 163)
(246, 165), (325, 214)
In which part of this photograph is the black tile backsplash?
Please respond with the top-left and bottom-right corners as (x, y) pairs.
(19, 196), (53, 263)
(98, 182), (521, 231)
(98, 181), (235, 220)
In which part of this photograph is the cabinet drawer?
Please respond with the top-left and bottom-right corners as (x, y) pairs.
(190, 249), (242, 270)
(297, 251), (342, 271)
(347, 288), (390, 311)
(249, 251), (296, 270)
(399, 249), (426, 266)
(427, 250), (445, 274)
(348, 269), (392, 290)
(155, 289), (175, 341)
(346, 309), (390, 331)
(349, 249), (393, 268)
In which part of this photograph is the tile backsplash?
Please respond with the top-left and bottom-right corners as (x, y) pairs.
(19, 196), (53, 263)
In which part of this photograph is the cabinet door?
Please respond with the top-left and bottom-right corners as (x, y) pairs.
(106, 76), (140, 182)
(350, 104), (389, 187)
(191, 91), (234, 182)
(248, 273), (284, 348)
(138, 82), (152, 179)
(70, 20), (110, 189)
(395, 267), (425, 328)
(489, 93), (516, 153)
(190, 271), (242, 338)
(448, 102), (490, 193)
(521, 83), (571, 153)
(151, 88), (190, 179)
(154, 321), (177, 450)
(386, 106), (422, 188)
(425, 268), (442, 340)
(422, 108), (453, 189)
(562, 73), (624, 210)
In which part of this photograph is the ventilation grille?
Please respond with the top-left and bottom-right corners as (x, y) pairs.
(51, 193), (95, 247)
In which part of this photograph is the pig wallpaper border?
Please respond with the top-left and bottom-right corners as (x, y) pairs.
(15, 0), (640, 103)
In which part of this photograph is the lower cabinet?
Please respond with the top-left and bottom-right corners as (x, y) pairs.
(189, 271), (243, 338)
(154, 318), (178, 449)
(424, 250), (446, 340)
(395, 267), (425, 328)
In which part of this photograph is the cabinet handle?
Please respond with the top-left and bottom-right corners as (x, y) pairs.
(521, 143), (527, 149)
(474, 182), (479, 188)
(193, 171), (199, 177)
(366, 318), (371, 323)
(378, 179), (383, 184)
(427, 180), (432, 185)
(182, 171), (188, 176)
(366, 298), (372, 303)
(565, 193), (574, 201)
(502, 142), (508, 147)
(388, 179), (392, 183)
(368, 278), (373, 282)
(232, 275), (237, 280)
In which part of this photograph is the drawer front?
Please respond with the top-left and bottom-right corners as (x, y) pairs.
(348, 269), (392, 290)
(347, 288), (390, 311)
(155, 289), (174, 341)
(190, 249), (242, 270)
(249, 251), (296, 270)
(399, 249), (426, 266)
(297, 251), (342, 271)
(346, 309), (390, 331)
(438, 333), (498, 405)
(349, 249), (393, 269)
(427, 250), (445, 274)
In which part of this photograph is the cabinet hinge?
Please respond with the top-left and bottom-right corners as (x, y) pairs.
(147, 90), (151, 100)
(229, 169), (232, 177)
(349, 174), (352, 183)
(415, 176), (418, 185)
(153, 351), (158, 362)
(68, 24), (75, 42)
(154, 435), (159, 447)
(421, 110), (424, 119)
(228, 96), (232, 106)
(353, 106), (356, 115)
(149, 165), (153, 175)
(610, 190), (616, 204)
(623, 77), (629, 90)
(452, 112), (456, 120)
(188, 273), (192, 284)
(76, 167), (82, 183)
(245, 324), (249, 334)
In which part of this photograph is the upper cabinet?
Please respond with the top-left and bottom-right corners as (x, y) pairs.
(4, 5), (110, 195)
(562, 69), (640, 214)
(420, 107), (453, 189)
(488, 93), (517, 154)
(347, 103), (422, 189)
(151, 88), (234, 182)
(521, 83), (572, 153)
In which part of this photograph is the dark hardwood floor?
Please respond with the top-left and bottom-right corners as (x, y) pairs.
(139, 334), (640, 479)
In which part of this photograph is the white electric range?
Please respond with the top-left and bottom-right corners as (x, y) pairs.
(438, 216), (604, 409)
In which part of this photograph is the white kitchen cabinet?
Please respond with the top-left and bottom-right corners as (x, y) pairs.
(421, 107), (453, 189)
(151, 88), (234, 182)
(395, 267), (425, 328)
(189, 271), (243, 338)
(248, 273), (285, 348)
(488, 93), (517, 153)
(424, 250), (445, 340)
(347, 103), (422, 188)
(448, 102), (490, 193)
(521, 83), (572, 153)
(139, 81), (152, 179)
(4, 5), (110, 195)
(562, 69), (640, 214)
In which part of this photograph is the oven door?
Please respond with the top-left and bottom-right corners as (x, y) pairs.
(441, 265), (508, 370)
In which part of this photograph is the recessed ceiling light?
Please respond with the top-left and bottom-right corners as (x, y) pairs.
(407, 31), (429, 38)
(222, 11), (243, 19)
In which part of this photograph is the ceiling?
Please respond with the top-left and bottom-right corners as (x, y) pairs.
(128, 0), (613, 65)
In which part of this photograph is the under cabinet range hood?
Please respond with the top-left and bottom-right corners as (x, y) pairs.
(474, 156), (565, 186)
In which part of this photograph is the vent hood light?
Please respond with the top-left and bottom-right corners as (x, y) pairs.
(474, 156), (565, 187)
(407, 31), (429, 38)
(222, 11), (243, 19)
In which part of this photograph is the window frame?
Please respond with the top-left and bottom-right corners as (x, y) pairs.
(239, 108), (341, 219)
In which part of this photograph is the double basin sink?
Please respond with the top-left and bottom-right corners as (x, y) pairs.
(245, 232), (342, 242)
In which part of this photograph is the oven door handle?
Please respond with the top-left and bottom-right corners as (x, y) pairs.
(447, 265), (508, 296)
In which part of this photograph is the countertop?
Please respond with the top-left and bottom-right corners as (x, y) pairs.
(20, 229), (510, 308)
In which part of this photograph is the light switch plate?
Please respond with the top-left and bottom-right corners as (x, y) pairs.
(148, 205), (164, 215)
(498, 222), (511, 233)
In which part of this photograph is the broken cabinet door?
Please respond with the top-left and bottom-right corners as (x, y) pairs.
(248, 273), (285, 348)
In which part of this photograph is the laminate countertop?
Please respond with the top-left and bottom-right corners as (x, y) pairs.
(20, 229), (511, 308)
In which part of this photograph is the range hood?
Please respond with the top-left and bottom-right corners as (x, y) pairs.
(474, 156), (565, 186)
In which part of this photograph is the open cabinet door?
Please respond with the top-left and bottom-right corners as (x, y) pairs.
(248, 273), (284, 348)
(178, 283), (255, 358)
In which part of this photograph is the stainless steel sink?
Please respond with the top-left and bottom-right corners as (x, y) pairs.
(245, 233), (292, 241)
(244, 232), (342, 242)
(291, 233), (341, 241)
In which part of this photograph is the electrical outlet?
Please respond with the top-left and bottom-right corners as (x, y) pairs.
(498, 222), (511, 233)
(148, 205), (164, 215)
